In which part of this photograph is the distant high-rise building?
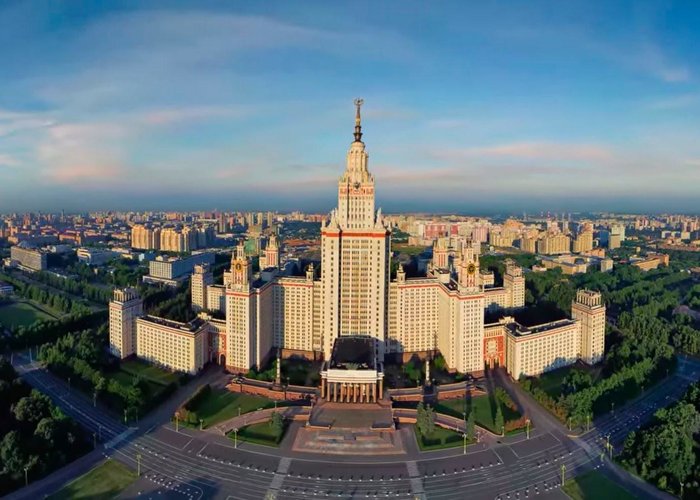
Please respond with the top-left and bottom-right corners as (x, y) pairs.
(537, 233), (570, 255)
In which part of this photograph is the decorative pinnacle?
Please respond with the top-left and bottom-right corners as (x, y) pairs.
(353, 97), (364, 142)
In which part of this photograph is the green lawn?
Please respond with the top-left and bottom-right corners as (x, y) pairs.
(0, 300), (56, 328)
(536, 366), (575, 398)
(437, 395), (522, 434)
(105, 370), (170, 413)
(533, 364), (599, 399)
(189, 388), (277, 428)
(394, 245), (428, 256)
(414, 425), (470, 451)
(48, 459), (136, 500)
(230, 420), (286, 447)
(562, 470), (636, 500)
(120, 358), (181, 385)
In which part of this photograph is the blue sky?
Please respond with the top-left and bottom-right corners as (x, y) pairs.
(1, 1), (699, 214)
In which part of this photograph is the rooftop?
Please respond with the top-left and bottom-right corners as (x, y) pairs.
(140, 314), (207, 333)
(506, 319), (576, 337)
(329, 336), (376, 371)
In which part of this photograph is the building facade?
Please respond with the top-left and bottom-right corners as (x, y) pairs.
(109, 101), (606, 384)
(10, 245), (47, 272)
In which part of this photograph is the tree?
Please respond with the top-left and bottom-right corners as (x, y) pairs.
(0, 431), (26, 475)
(416, 402), (436, 436)
(270, 411), (284, 438)
(495, 405), (505, 434)
(466, 410), (475, 441)
(12, 390), (52, 425)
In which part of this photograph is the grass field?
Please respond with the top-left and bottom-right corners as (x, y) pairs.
(120, 358), (181, 385)
(189, 388), (276, 428)
(0, 300), (56, 328)
(562, 470), (636, 500)
(414, 425), (470, 451)
(437, 395), (522, 434)
(231, 420), (286, 447)
(393, 244), (428, 256)
(48, 459), (136, 500)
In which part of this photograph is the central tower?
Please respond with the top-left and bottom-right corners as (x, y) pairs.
(321, 99), (391, 360)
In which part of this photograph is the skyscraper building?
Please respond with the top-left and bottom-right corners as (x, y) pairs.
(110, 100), (604, 382)
(320, 98), (391, 359)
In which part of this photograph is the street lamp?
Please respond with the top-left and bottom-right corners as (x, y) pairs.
(611, 402), (615, 414)
(123, 408), (127, 424)
(560, 464), (566, 486)
(233, 428), (238, 448)
(24, 466), (29, 487)
(238, 406), (241, 417)
(567, 416), (572, 431)
(174, 412), (179, 432)
(501, 425), (505, 438)
(586, 414), (591, 432)
(199, 419), (204, 431)
(137, 453), (142, 476)
(525, 418), (531, 440)
(462, 433), (467, 455)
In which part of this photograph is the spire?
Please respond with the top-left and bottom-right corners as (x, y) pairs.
(353, 97), (364, 142)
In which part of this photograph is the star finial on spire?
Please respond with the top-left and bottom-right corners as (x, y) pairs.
(353, 97), (364, 142)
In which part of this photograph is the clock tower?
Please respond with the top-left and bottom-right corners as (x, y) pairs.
(458, 245), (480, 291)
(230, 242), (251, 288)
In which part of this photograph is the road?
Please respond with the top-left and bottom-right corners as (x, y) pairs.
(6, 353), (700, 500)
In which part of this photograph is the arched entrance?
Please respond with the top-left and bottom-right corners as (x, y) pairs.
(219, 354), (226, 366)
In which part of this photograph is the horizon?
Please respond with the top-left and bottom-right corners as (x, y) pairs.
(1, 1), (700, 213)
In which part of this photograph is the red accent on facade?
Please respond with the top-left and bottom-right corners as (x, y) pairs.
(321, 232), (389, 238)
(483, 333), (505, 369)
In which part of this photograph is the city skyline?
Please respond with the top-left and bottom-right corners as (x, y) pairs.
(1, 1), (700, 213)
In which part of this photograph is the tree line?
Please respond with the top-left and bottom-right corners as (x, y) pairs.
(38, 328), (176, 417)
(621, 381), (700, 498)
(519, 260), (699, 425)
(0, 273), (91, 316)
(0, 358), (88, 496)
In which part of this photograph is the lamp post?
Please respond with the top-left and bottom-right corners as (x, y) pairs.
(93, 391), (97, 408)
(611, 402), (615, 414)
(123, 408), (127, 424)
(238, 406), (241, 417)
(199, 419), (204, 431)
(462, 433), (467, 455)
(501, 425), (504, 438)
(526, 418), (531, 440)
(560, 464), (566, 486)
(137, 453), (142, 476)
(586, 414), (591, 432)
(175, 412), (179, 432)
(24, 466), (29, 487)
(233, 428), (238, 448)
(567, 416), (572, 431)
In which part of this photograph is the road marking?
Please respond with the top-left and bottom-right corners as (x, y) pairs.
(406, 460), (425, 498)
(264, 457), (291, 499)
